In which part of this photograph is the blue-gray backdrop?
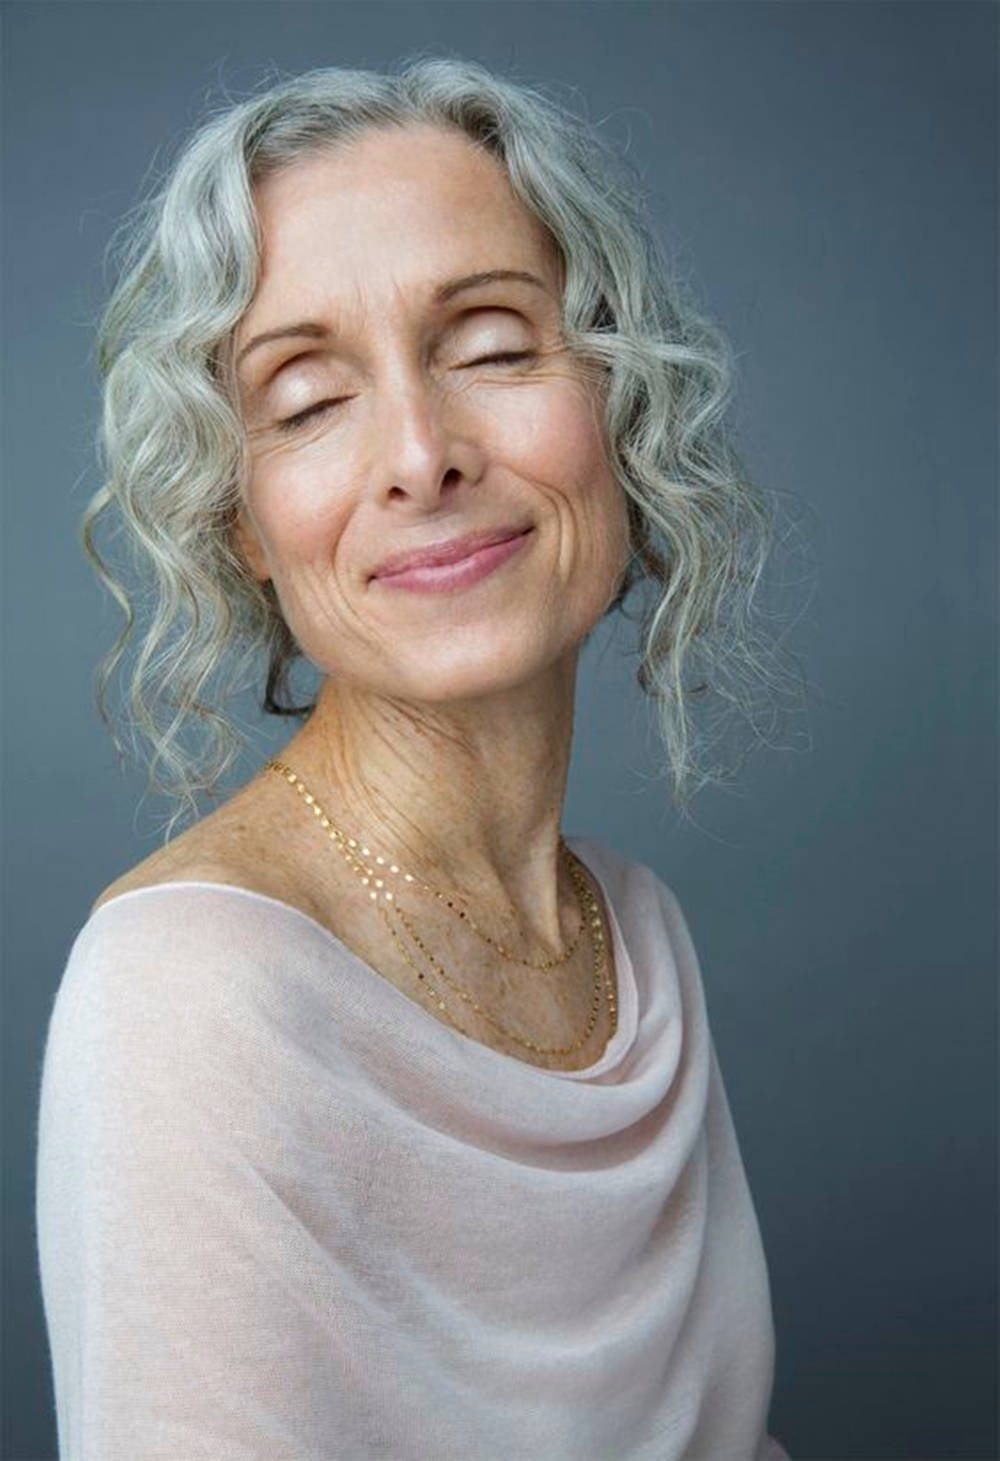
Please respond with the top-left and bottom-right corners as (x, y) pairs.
(3, 4), (996, 1458)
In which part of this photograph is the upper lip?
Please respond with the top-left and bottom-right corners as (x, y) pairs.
(370, 523), (532, 579)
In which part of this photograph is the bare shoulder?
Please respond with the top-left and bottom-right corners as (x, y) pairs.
(89, 775), (297, 918)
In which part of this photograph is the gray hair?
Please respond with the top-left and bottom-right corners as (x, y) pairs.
(84, 55), (809, 837)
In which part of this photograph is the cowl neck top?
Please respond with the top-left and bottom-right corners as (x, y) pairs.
(36, 834), (789, 1459)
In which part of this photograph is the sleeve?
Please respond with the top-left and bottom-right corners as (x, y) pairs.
(35, 902), (343, 1461)
(759, 1435), (792, 1460)
(650, 868), (791, 1461)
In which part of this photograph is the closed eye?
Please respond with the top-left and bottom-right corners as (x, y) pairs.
(275, 353), (536, 433)
(468, 351), (535, 367)
(276, 397), (347, 433)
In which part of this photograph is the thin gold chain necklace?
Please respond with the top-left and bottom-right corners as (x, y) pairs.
(266, 758), (583, 968)
(265, 758), (618, 1058)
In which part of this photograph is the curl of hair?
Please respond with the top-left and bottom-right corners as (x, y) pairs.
(83, 54), (810, 839)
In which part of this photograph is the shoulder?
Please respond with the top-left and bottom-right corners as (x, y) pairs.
(89, 774), (300, 918)
(75, 773), (354, 1016)
(90, 855), (266, 917)
(567, 833), (681, 912)
(66, 787), (303, 1040)
(567, 833), (697, 952)
(50, 800), (308, 1114)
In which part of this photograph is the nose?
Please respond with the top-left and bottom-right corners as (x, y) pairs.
(368, 368), (485, 510)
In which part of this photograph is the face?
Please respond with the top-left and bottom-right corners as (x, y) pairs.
(232, 122), (629, 705)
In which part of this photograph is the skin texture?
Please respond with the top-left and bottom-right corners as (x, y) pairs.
(98, 122), (632, 1067)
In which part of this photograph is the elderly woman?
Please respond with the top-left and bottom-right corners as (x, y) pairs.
(36, 57), (795, 1461)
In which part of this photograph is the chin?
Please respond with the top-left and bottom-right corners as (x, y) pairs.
(383, 626), (568, 705)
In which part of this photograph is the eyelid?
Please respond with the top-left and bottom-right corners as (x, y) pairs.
(276, 396), (347, 433)
(465, 349), (535, 365)
(252, 305), (532, 379)
(272, 348), (537, 432)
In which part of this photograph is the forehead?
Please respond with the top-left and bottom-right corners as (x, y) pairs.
(243, 124), (560, 324)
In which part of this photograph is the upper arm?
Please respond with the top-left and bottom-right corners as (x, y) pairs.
(36, 902), (344, 1460)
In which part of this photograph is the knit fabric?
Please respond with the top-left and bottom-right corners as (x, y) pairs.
(36, 835), (789, 1459)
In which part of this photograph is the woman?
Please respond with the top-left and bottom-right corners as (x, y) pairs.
(37, 57), (796, 1459)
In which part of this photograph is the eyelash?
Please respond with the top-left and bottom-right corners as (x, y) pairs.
(275, 351), (536, 433)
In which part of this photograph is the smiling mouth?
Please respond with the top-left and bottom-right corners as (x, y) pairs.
(371, 523), (533, 581)
(370, 527), (534, 594)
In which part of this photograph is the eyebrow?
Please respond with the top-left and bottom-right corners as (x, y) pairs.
(235, 268), (551, 368)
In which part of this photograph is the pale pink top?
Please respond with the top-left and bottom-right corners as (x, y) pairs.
(36, 835), (790, 1459)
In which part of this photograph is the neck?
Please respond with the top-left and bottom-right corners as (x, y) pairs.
(272, 653), (580, 948)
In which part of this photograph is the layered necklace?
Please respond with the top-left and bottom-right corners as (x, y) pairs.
(265, 759), (617, 1059)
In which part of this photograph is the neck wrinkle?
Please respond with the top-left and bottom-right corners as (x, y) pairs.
(278, 657), (579, 950)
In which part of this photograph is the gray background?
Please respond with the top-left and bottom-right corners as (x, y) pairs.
(3, 3), (996, 1458)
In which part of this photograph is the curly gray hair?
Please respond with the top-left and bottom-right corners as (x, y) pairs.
(84, 55), (809, 837)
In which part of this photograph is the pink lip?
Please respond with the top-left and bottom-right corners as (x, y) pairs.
(371, 524), (532, 579)
(372, 527), (533, 594)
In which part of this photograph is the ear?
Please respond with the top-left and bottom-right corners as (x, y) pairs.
(232, 508), (271, 583)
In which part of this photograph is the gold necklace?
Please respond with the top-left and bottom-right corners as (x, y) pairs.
(266, 758), (583, 968)
(265, 758), (618, 1058)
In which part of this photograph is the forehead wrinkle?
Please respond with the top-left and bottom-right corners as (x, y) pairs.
(238, 147), (562, 375)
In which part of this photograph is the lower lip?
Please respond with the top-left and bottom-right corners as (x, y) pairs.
(373, 530), (533, 593)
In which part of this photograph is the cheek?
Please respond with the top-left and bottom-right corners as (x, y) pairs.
(537, 394), (627, 566)
(249, 453), (353, 569)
